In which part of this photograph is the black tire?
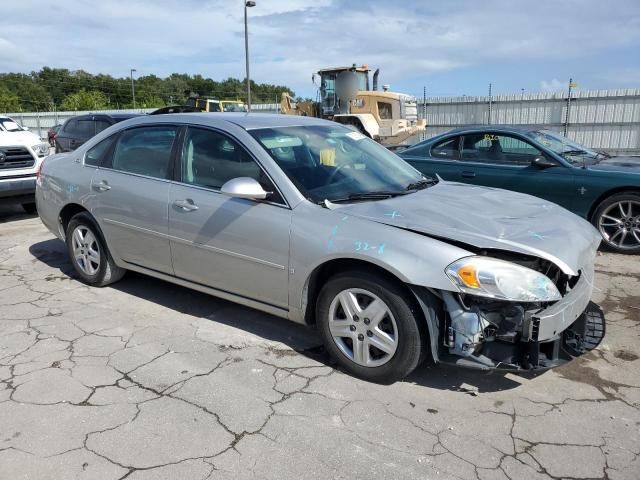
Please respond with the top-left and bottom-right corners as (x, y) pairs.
(22, 202), (37, 214)
(66, 212), (125, 286)
(316, 270), (427, 383)
(592, 192), (640, 254)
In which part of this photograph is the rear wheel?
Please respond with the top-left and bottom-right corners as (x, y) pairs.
(316, 270), (427, 383)
(593, 192), (640, 254)
(66, 213), (125, 286)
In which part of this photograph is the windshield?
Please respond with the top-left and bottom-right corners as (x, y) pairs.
(527, 130), (603, 163)
(222, 102), (247, 112)
(250, 125), (426, 203)
(0, 117), (24, 132)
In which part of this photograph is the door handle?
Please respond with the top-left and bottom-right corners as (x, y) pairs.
(92, 180), (111, 192)
(173, 199), (199, 212)
(461, 171), (476, 178)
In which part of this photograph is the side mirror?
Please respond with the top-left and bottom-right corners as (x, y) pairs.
(531, 156), (556, 169)
(220, 177), (269, 200)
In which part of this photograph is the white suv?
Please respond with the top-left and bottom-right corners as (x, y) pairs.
(0, 116), (50, 213)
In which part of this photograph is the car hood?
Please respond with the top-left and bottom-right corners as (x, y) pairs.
(0, 130), (42, 147)
(587, 156), (640, 174)
(331, 181), (600, 275)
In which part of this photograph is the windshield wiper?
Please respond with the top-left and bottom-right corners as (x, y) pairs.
(561, 149), (589, 156)
(328, 191), (409, 203)
(406, 177), (437, 191)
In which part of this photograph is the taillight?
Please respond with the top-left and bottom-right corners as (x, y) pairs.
(36, 159), (46, 187)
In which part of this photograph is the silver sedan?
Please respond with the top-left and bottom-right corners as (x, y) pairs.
(36, 113), (604, 382)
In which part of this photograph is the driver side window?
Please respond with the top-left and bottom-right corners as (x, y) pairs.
(431, 136), (460, 160)
(180, 127), (283, 203)
(462, 133), (542, 165)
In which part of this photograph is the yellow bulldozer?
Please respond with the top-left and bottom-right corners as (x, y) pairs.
(281, 64), (425, 145)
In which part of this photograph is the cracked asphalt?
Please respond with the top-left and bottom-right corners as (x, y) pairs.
(1, 206), (639, 480)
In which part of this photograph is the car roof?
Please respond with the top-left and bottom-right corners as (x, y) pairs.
(123, 112), (338, 130)
(446, 125), (537, 135)
(108, 113), (143, 120)
(66, 113), (143, 121)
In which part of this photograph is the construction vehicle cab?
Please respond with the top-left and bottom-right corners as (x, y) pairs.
(282, 64), (425, 145)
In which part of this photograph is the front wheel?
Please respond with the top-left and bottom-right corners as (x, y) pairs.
(316, 270), (427, 383)
(593, 192), (640, 254)
(66, 213), (125, 286)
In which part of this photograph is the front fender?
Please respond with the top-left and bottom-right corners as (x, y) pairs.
(288, 202), (470, 316)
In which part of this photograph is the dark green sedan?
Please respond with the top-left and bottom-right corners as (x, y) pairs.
(400, 126), (640, 253)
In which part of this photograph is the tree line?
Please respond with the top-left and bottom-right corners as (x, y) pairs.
(0, 67), (295, 112)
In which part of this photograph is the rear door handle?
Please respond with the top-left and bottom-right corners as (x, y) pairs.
(173, 199), (199, 212)
(92, 180), (111, 192)
(461, 171), (476, 178)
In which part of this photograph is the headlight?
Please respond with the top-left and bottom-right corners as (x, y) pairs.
(32, 143), (50, 157)
(446, 256), (561, 302)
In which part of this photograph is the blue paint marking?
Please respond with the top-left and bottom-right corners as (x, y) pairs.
(528, 230), (547, 240)
(341, 216), (349, 221)
(354, 241), (385, 255)
(383, 211), (402, 219)
(327, 239), (334, 250)
(331, 225), (338, 236)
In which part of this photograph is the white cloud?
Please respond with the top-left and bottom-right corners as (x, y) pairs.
(0, 0), (639, 96)
(540, 79), (567, 92)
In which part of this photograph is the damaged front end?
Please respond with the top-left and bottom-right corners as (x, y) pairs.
(424, 252), (605, 371)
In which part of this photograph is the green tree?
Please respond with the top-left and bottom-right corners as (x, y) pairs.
(0, 73), (51, 111)
(1, 67), (296, 111)
(60, 89), (109, 111)
(0, 85), (20, 112)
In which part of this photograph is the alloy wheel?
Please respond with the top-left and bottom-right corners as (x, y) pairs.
(598, 200), (640, 250)
(71, 226), (101, 275)
(328, 288), (398, 367)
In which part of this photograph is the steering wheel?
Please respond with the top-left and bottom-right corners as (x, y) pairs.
(324, 163), (351, 185)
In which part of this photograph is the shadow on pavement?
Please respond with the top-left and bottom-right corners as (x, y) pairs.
(30, 238), (528, 393)
(0, 205), (37, 223)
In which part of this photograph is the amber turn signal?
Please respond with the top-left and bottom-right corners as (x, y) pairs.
(457, 265), (480, 288)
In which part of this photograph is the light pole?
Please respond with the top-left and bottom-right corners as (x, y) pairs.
(130, 68), (137, 109)
(244, 1), (256, 111)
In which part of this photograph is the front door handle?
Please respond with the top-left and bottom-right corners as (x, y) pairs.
(92, 180), (111, 192)
(173, 199), (199, 212)
(461, 171), (476, 178)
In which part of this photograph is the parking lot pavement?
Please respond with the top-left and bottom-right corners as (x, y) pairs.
(0, 213), (639, 480)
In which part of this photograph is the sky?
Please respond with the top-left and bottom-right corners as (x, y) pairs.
(1, 0), (640, 99)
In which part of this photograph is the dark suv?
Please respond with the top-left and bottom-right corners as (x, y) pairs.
(55, 113), (141, 153)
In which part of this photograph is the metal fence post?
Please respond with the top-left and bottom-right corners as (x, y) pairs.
(36, 111), (42, 140)
(564, 78), (574, 136)
(488, 83), (493, 125)
(422, 85), (427, 141)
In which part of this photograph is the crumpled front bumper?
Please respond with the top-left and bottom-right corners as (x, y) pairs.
(534, 265), (595, 342)
(426, 261), (605, 371)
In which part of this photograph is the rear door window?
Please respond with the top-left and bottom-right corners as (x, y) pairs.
(65, 119), (95, 137)
(95, 120), (112, 134)
(107, 126), (178, 179)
